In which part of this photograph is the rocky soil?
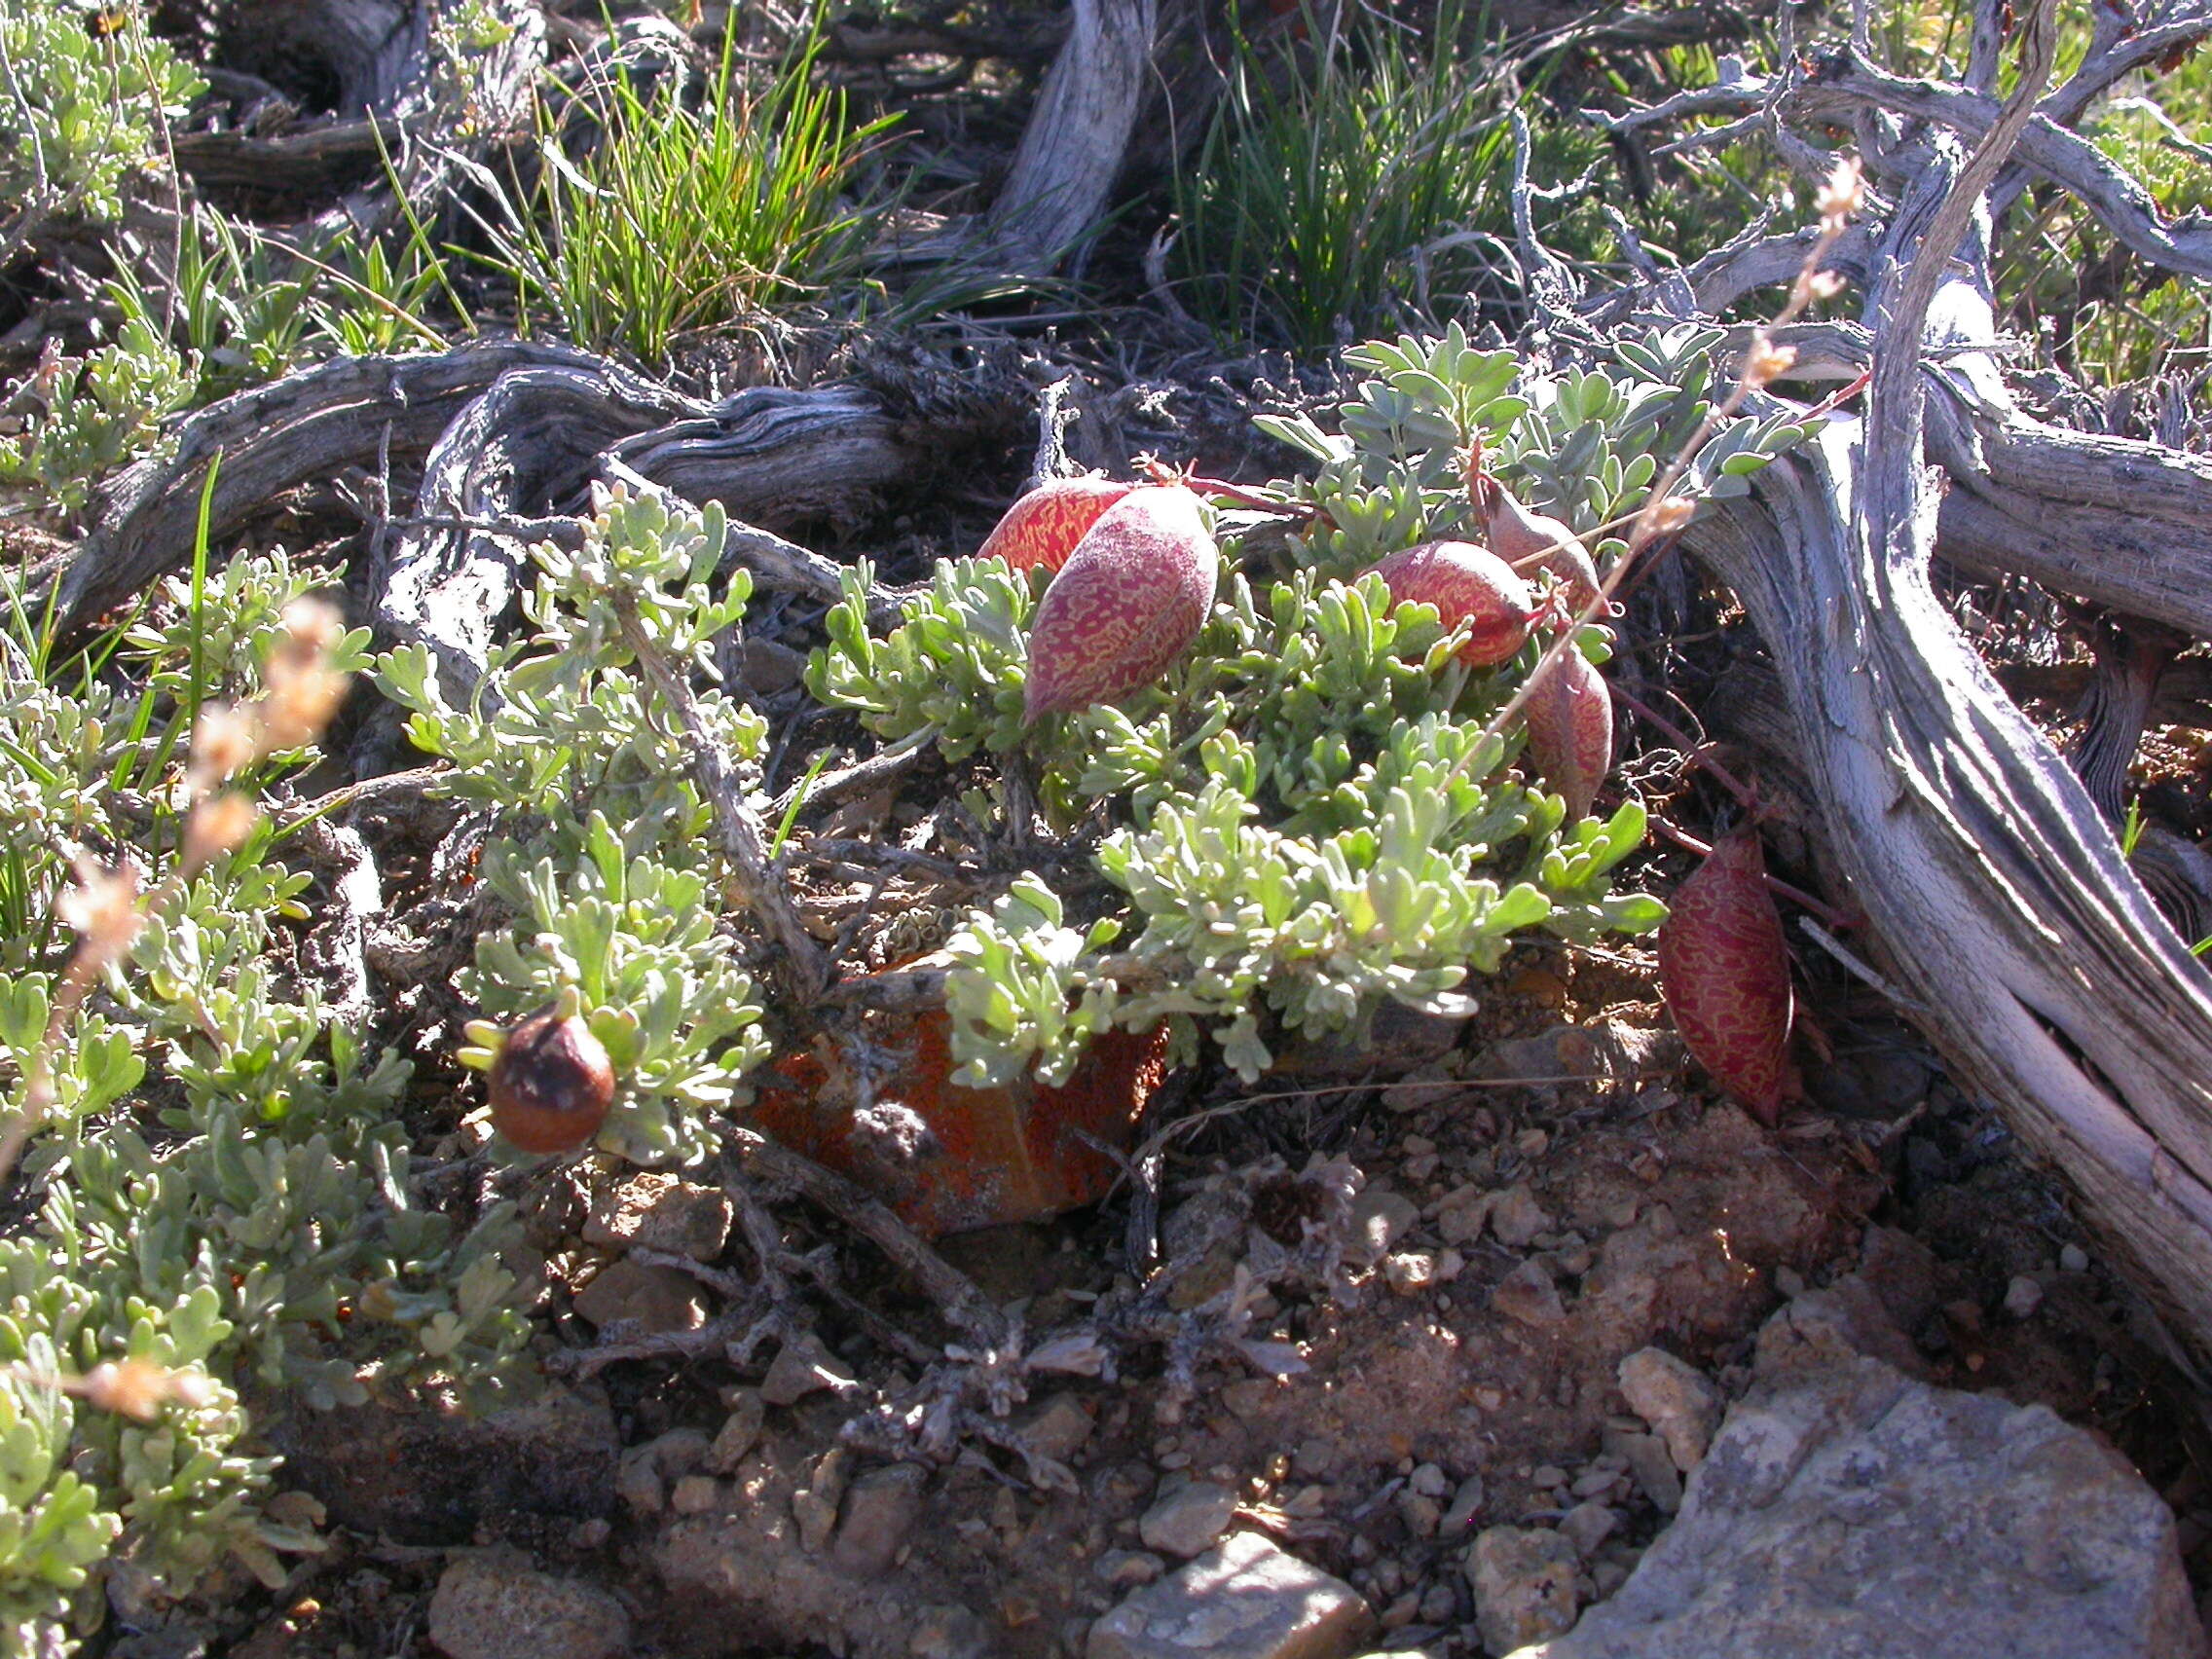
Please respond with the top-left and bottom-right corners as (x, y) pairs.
(175, 953), (2212, 1659)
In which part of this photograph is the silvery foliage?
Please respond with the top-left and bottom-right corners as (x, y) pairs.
(808, 330), (1732, 1088)
(382, 484), (774, 1166)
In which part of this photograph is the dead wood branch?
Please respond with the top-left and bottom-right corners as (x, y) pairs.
(1674, 0), (2212, 1369)
(985, 0), (1159, 271)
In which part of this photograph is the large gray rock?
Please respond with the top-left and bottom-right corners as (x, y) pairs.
(1507, 1351), (2206, 1659)
(428, 1553), (630, 1659)
(1088, 1530), (1374, 1659)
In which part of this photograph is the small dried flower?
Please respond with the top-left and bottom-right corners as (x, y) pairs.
(277, 597), (344, 660)
(56, 858), (143, 960)
(1816, 157), (1864, 231)
(1740, 332), (1797, 389)
(80, 1359), (177, 1420)
(1804, 270), (1846, 301)
(1645, 497), (1696, 535)
(258, 664), (349, 754)
(182, 793), (260, 869)
(190, 703), (256, 787)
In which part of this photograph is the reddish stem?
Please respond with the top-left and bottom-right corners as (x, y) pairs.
(1605, 681), (1759, 811)
(1644, 811), (1859, 932)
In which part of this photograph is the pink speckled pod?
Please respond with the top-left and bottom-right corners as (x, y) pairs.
(1523, 641), (1612, 823)
(977, 475), (1135, 575)
(1480, 479), (1603, 612)
(1022, 486), (1217, 722)
(1368, 540), (1537, 668)
(1658, 830), (1794, 1124)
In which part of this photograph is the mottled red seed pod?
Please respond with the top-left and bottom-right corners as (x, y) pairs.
(1523, 642), (1612, 823)
(1368, 540), (1537, 668)
(977, 475), (1136, 575)
(1657, 830), (1794, 1125)
(1022, 485), (1218, 722)
(487, 1004), (615, 1154)
(1478, 478), (1604, 612)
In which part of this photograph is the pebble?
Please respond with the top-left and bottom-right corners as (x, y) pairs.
(1465, 1525), (1579, 1654)
(2004, 1274), (2045, 1320)
(580, 1171), (732, 1261)
(1436, 1186), (1492, 1246)
(1088, 1531), (1373, 1659)
(1138, 1479), (1239, 1559)
(1441, 1473), (1486, 1534)
(1617, 1347), (1724, 1473)
(830, 1462), (927, 1575)
(668, 1474), (719, 1515)
(706, 1390), (765, 1472)
(2061, 1243), (2090, 1273)
(1488, 1184), (1554, 1247)
(760, 1333), (856, 1406)
(792, 1447), (850, 1554)
(571, 1259), (707, 1335)
(1349, 1188), (1421, 1264)
(1603, 1427), (1682, 1514)
(1095, 1549), (1165, 1589)
(1017, 1391), (1097, 1463)
(1384, 1251), (1438, 1296)
(1561, 1500), (1619, 1558)
(426, 1554), (630, 1659)
(1408, 1462), (1450, 1498)
(1570, 1468), (1620, 1500)
(1533, 1466), (1569, 1491)
(1493, 1258), (1567, 1326)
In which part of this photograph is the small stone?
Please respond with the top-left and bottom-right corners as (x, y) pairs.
(1408, 1462), (1450, 1498)
(1433, 1247), (1465, 1284)
(1464, 1526), (1579, 1654)
(1222, 1379), (1272, 1419)
(793, 1448), (851, 1555)
(2060, 1243), (2090, 1273)
(2004, 1274), (2045, 1320)
(1380, 1590), (1421, 1630)
(1488, 1185), (1552, 1248)
(1592, 1557), (1630, 1598)
(909, 1604), (993, 1659)
(1088, 1531), (1373, 1659)
(1532, 1466), (1568, 1491)
(1139, 1479), (1239, 1558)
(571, 1258), (708, 1335)
(1561, 1501), (1618, 1558)
(1349, 1188), (1421, 1265)
(649, 1427), (712, 1477)
(1493, 1258), (1567, 1326)
(831, 1462), (927, 1575)
(706, 1389), (765, 1472)
(1398, 1492), (1442, 1538)
(668, 1474), (719, 1515)
(1018, 1391), (1098, 1463)
(614, 1447), (663, 1516)
(1419, 1581), (1458, 1622)
(1604, 1428), (1682, 1514)
(581, 1171), (733, 1261)
(1441, 1473), (1486, 1534)
(1384, 1251), (1438, 1296)
(1096, 1549), (1165, 1589)
(1616, 1347), (1724, 1474)
(1436, 1186), (1493, 1246)
(761, 1333), (856, 1406)
(1569, 1468), (1620, 1500)
(426, 1554), (629, 1659)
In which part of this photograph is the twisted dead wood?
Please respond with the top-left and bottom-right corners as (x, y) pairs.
(1674, 14), (2212, 1360)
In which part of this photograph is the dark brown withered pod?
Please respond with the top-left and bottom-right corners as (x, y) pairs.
(487, 1004), (615, 1153)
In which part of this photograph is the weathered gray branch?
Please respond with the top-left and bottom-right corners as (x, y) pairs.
(985, 0), (1159, 270)
(1677, 3), (2212, 1366)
